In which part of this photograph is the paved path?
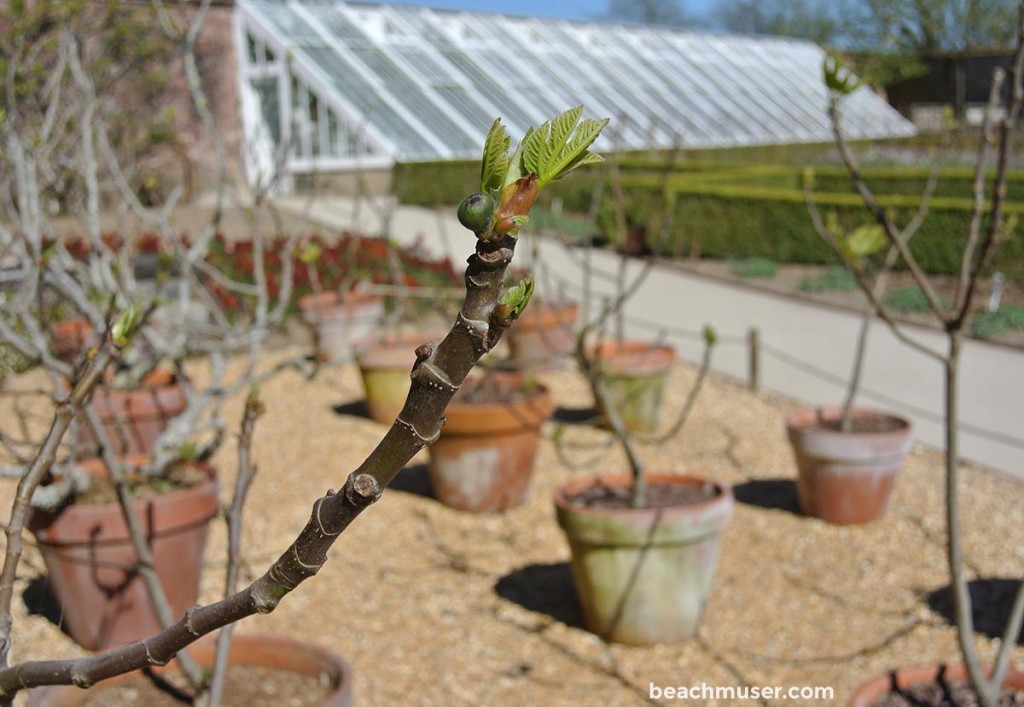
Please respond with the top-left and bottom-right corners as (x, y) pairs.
(274, 195), (1024, 480)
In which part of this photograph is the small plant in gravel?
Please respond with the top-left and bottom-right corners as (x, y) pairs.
(797, 265), (857, 292)
(728, 256), (777, 279)
(818, 37), (1024, 705)
(971, 304), (1024, 337)
(881, 285), (950, 313)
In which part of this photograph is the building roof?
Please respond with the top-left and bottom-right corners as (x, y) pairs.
(236, 0), (915, 180)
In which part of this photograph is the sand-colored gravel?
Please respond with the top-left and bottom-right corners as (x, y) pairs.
(1, 342), (1022, 706)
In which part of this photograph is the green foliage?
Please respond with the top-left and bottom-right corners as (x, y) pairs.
(504, 106), (608, 189)
(480, 119), (511, 193)
(881, 286), (949, 313)
(497, 276), (535, 320)
(797, 266), (857, 292)
(393, 158), (1024, 281)
(729, 257), (777, 279)
(823, 53), (862, 96)
(971, 305), (1024, 337)
(841, 224), (887, 262)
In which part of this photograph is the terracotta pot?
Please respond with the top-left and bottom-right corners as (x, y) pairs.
(357, 332), (438, 425)
(589, 341), (675, 435)
(506, 301), (579, 370)
(26, 633), (354, 706)
(847, 663), (1024, 706)
(28, 457), (220, 651)
(427, 376), (553, 512)
(77, 369), (187, 458)
(787, 407), (913, 525)
(51, 319), (96, 362)
(555, 473), (733, 646)
(298, 291), (384, 363)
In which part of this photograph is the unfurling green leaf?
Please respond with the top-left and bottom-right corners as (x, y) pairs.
(502, 106), (609, 190)
(497, 276), (535, 320)
(703, 324), (717, 347)
(823, 53), (861, 97)
(841, 224), (886, 261)
(111, 305), (142, 345)
(480, 119), (510, 193)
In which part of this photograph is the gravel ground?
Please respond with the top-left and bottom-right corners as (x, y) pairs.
(1, 343), (1023, 706)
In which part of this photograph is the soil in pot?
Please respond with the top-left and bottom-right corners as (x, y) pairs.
(427, 372), (553, 512)
(27, 633), (353, 707)
(28, 456), (219, 651)
(848, 663), (1024, 706)
(787, 407), (913, 525)
(555, 473), (733, 646)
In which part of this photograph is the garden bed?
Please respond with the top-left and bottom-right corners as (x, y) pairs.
(1, 347), (1022, 704)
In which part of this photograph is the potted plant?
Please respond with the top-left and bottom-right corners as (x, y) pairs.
(819, 51), (1024, 705)
(28, 454), (219, 651)
(27, 633), (354, 707)
(426, 370), (553, 512)
(794, 175), (927, 525)
(356, 330), (442, 425)
(298, 289), (385, 363)
(588, 339), (676, 435)
(505, 297), (580, 369)
(555, 324), (732, 645)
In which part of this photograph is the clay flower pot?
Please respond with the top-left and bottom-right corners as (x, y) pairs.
(298, 291), (384, 363)
(589, 341), (675, 435)
(51, 319), (96, 362)
(787, 407), (913, 525)
(77, 368), (187, 458)
(28, 456), (220, 651)
(357, 332), (438, 425)
(506, 300), (579, 369)
(555, 473), (733, 646)
(27, 633), (354, 706)
(847, 663), (1024, 706)
(427, 374), (553, 512)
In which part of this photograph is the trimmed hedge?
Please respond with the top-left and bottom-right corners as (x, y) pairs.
(392, 158), (1024, 280)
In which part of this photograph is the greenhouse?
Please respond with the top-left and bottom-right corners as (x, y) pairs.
(235, 0), (915, 187)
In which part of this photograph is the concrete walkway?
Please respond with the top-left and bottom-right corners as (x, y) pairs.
(274, 194), (1024, 480)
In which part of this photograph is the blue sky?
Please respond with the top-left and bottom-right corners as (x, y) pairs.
(356, 0), (717, 23)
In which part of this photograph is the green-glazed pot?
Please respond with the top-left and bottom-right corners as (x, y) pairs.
(555, 473), (733, 646)
(589, 341), (675, 435)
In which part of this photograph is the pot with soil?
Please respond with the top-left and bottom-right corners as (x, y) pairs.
(357, 332), (439, 425)
(786, 407), (913, 525)
(506, 300), (579, 370)
(298, 291), (384, 363)
(77, 368), (187, 459)
(427, 372), (553, 512)
(589, 341), (675, 435)
(27, 632), (354, 707)
(27, 456), (220, 651)
(555, 473), (733, 646)
(846, 663), (1024, 706)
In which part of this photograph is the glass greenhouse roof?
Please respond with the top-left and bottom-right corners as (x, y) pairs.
(236, 0), (915, 178)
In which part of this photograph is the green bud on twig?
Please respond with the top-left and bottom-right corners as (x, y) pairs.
(111, 305), (141, 346)
(496, 276), (535, 321)
(703, 324), (717, 347)
(457, 192), (495, 233)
